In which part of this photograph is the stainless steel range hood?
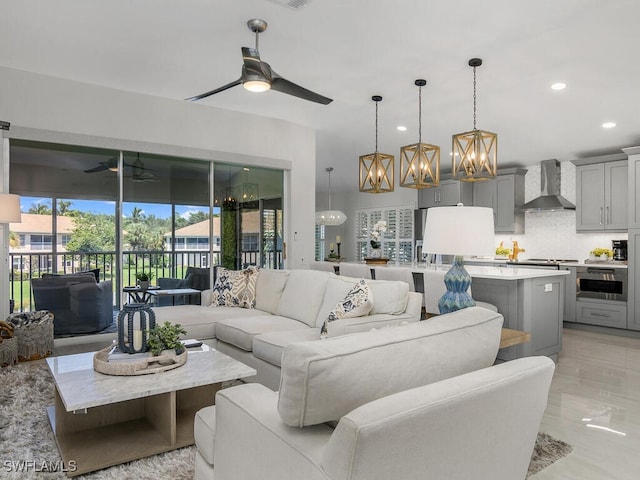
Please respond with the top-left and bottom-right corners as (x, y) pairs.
(519, 159), (575, 212)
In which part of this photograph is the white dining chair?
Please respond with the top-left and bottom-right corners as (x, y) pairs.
(337, 263), (372, 279)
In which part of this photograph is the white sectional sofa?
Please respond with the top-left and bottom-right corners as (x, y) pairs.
(153, 269), (422, 390)
(193, 306), (556, 480)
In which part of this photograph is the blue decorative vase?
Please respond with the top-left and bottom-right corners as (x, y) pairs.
(438, 256), (476, 314)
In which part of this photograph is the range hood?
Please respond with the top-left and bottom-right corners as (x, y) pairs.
(519, 159), (575, 212)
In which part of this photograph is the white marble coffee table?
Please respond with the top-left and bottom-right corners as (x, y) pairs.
(45, 345), (256, 477)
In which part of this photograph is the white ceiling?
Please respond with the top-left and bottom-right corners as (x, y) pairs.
(2, 0), (640, 191)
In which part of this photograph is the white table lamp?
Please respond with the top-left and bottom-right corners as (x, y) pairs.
(423, 204), (494, 313)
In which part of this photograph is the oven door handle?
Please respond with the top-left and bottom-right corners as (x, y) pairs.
(585, 268), (616, 275)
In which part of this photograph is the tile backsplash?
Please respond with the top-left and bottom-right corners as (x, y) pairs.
(494, 161), (628, 260)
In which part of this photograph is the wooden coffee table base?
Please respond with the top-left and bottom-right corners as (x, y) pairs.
(47, 383), (220, 477)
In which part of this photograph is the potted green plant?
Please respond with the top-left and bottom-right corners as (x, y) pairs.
(135, 271), (154, 290)
(147, 321), (187, 361)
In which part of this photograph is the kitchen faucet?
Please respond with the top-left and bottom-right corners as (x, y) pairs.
(509, 241), (526, 261)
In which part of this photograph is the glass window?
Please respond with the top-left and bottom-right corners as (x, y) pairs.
(354, 206), (414, 263)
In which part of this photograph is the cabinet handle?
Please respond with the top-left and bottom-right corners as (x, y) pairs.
(606, 206), (609, 224)
(600, 207), (603, 225)
(590, 312), (611, 318)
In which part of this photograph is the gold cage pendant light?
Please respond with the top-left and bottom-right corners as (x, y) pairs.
(452, 58), (497, 182)
(400, 79), (440, 188)
(359, 95), (394, 193)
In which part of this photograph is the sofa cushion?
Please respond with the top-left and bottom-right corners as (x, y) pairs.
(255, 269), (289, 314)
(215, 316), (309, 352)
(367, 278), (409, 315)
(277, 306), (503, 427)
(321, 279), (373, 336)
(194, 405), (216, 465)
(252, 329), (322, 367)
(153, 305), (270, 340)
(276, 270), (329, 327)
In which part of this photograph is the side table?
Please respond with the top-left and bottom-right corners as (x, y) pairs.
(123, 286), (160, 304)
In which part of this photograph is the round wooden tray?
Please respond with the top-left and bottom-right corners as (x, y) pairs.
(93, 344), (187, 376)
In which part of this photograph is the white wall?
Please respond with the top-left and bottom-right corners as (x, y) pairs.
(0, 66), (317, 274)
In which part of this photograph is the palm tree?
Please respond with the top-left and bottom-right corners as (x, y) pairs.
(28, 202), (52, 215)
(130, 207), (144, 223)
(57, 200), (73, 215)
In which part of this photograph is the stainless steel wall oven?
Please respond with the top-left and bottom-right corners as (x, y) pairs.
(576, 266), (627, 302)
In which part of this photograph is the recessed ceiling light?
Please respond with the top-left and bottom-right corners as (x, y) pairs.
(397, 125), (407, 132)
(602, 122), (616, 129)
(551, 82), (566, 91)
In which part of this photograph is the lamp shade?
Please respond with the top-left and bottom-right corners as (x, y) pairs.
(423, 205), (494, 256)
(0, 193), (21, 223)
(315, 210), (347, 226)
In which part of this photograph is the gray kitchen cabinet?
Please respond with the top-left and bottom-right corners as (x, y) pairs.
(562, 266), (576, 322)
(625, 146), (640, 331)
(576, 298), (627, 329)
(472, 274), (565, 361)
(625, 146), (640, 229)
(417, 178), (472, 208)
(628, 229), (640, 331)
(472, 169), (526, 233)
(575, 159), (628, 231)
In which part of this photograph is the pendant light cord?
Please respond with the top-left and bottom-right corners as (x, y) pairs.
(375, 101), (379, 153)
(418, 84), (422, 144)
(473, 64), (477, 131)
(326, 167), (333, 210)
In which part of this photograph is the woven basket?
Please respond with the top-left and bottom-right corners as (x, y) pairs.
(0, 334), (18, 367)
(9, 312), (55, 362)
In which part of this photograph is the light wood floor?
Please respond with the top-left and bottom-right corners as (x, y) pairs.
(532, 328), (640, 479)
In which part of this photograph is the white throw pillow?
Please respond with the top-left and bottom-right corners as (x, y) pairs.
(321, 279), (373, 335)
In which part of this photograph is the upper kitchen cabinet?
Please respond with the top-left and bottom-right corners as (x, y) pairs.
(472, 168), (526, 233)
(574, 155), (628, 232)
(417, 178), (472, 208)
(624, 146), (640, 229)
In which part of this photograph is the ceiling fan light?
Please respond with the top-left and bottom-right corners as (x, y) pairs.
(243, 80), (271, 93)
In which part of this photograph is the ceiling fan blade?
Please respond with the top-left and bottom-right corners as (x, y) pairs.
(84, 164), (110, 173)
(185, 78), (242, 102)
(270, 73), (333, 105)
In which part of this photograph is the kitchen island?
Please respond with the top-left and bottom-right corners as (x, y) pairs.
(338, 263), (569, 361)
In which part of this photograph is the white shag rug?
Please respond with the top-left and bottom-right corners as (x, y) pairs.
(0, 360), (572, 479)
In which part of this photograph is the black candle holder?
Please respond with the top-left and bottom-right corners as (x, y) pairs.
(116, 303), (156, 353)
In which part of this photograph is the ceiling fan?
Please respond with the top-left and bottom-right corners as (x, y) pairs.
(185, 19), (333, 105)
(84, 154), (159, 182)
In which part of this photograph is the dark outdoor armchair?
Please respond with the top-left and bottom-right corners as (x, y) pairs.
(31, 273), (113, 336)
(155, 266), (213, 306)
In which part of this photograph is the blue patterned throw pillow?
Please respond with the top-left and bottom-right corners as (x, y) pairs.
(321, 278), (373, 336)
(211, 268), (234, 306)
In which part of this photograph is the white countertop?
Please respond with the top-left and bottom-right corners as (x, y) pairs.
(411, 264), (570, 280)
(559, 261), (628, 269)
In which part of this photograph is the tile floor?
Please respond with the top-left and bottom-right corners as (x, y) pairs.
(532, 328), (640, 479)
